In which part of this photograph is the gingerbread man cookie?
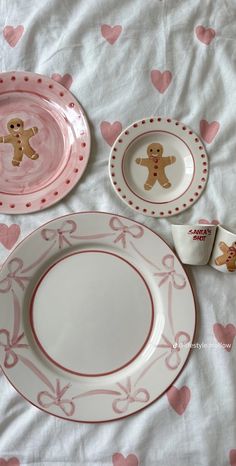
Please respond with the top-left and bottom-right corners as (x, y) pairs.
(0, 118), (39, 167)
(136, 143), (176, 190)
(215, 241), (236, 272)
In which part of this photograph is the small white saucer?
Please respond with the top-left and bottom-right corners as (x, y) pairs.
(109, 117), (208, 217)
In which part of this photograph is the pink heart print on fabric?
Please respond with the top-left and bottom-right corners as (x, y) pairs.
(198, 219), (219, 225)
(51, 73), (73, 89)
(200, 119), (220, 143)
(230, 450), (236, 466)
(0, 224), (21, 250)
(195, 25), (216, 45)
(100, 121), (122, 146)
(112, 453), (139, 466)
(167, 385), (191, 415)
(3, 25), (24, 47)
(0, 459), (20, 466)
(151, 70), (172, 93)
(213, 323), (236, 352)
(101, 24), (122, 44)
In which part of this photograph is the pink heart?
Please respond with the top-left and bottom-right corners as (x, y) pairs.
(195, 25), (216, 45)
(101, 25), (122, 45)
(0, 224), (21, 250)
(3, 25), (24, 47)
(200, 119), (220, 143)
(112, 453), (139, 466)
(198, 219), (219, 225)
(230, 450), (236, 466)
(151, 70), (172, 94)
(213, 323), (236, 352)
(51, 73), (73, 89)
(100, 121), (122, 146)
(167, 385), (191, 415)
(0, 459), (20, 466)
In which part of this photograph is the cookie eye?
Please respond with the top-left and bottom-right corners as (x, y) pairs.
(150, 149), (153, 152)
(17, 123), (21, 127)
(157, 149), (160, 152)
(10, 124), (14, 128)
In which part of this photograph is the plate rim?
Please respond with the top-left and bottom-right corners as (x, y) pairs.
(0, 211), (197, 423)
(0, 70), (91, 214)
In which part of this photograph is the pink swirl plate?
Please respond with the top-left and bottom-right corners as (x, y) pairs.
(0, 71), (90, 213)
(108, 117), (208, 217)
(0, 212), (196, 422)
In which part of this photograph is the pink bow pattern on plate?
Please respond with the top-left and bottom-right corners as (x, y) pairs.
(41, 219), (116, 249)
(158, 331), (191, 370)
(154, 254), (186, 289)
(0, 290), (28, 368)
(112, 378), (150, 414)
(0, 329), (28, 368)
(73, 377), (149, 415)
(37, 379), (75, 417)
(109, 217), (144, 248)
(0, 258), (30, 293)
(41, 220), (78, 249)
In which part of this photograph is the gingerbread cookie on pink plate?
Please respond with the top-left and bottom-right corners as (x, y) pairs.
(0, 71), (90, 214)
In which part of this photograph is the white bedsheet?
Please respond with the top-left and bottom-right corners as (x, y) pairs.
(0, 0), (235, 465)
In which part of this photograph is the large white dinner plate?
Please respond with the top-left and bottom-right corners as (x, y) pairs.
(0, 212), (196, 422)
(109, 117), (208, 217)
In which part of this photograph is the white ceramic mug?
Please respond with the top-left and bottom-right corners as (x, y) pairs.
(209, 225), (236, 273)
(171, 224), (218, 265)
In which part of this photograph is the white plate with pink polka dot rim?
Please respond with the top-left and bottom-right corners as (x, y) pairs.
(0, 71), (90, 214)
(0, 211), (196, 423)
(108, 117), (208, 217)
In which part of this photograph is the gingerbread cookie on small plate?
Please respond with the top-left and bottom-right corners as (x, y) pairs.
(136, 142), (176, 191)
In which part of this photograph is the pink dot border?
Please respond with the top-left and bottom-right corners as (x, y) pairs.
(108, 117), (209, 217)
(0, 71), (91, 214)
